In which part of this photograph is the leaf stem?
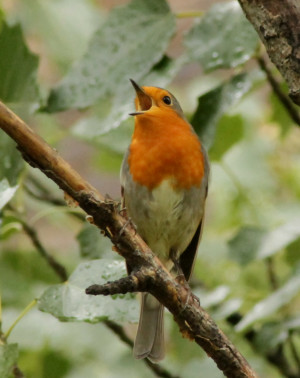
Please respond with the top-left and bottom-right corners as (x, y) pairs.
(175, 11), (203, 18)
(4, 299), (37, 340)
(265, 257), (279, 291)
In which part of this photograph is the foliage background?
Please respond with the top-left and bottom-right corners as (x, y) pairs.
(0, 0), (300, 377)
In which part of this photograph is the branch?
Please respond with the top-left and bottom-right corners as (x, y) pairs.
(238, 0), (300, 106)
(256, 56), (300, 127)
(13, 212), (68, 282)
(0, 101), (257, 377)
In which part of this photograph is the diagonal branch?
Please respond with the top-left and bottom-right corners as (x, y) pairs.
(0, 101), (257, 378)
(256, 56), (300, 127)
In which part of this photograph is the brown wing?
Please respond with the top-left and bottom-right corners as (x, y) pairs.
(179, 215), (205, 281)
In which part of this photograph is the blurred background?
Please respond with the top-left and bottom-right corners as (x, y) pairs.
(1, 0), (300, 377)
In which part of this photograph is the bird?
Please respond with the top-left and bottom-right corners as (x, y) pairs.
(120, 79), (209, 363)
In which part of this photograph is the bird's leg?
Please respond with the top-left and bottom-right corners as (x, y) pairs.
(170, 249), (188, 288)
(170, 249), (200, 309)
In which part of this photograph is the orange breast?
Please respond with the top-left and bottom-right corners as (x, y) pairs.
(128, 112), (205, 190)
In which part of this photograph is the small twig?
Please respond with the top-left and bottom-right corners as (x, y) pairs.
(104, 320), (180, 378)
(288, 333), (300, 375)
(266, 257), (279, 291)
(7, 207), (68, 282)
(257, 56), (300, 127)
(24, 181), (85, 221)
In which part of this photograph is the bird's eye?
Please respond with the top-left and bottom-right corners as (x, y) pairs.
(162, 96), (172, 105)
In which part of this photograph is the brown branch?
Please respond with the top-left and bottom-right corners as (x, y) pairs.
(238, 0), (300, 106)
(0, 101), (258, 378)
(256, 56), (300, 126)
(22, 181), (180, 378)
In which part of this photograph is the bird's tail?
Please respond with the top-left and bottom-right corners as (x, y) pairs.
(133, 293), (165, 363)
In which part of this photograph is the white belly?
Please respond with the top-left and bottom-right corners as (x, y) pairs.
(125, 179), (205, 269)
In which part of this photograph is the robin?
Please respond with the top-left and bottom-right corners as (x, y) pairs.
(120, 80), (209, 363)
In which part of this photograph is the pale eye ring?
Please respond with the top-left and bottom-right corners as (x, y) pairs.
(162, 96), (172, 105)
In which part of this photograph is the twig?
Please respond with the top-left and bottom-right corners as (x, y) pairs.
(24, 179), (85, 221)
(265, 257), (279, 291)
(12, 365), (25, 378)
(8, 208), (68, 282)
(0, 100), (258, 377)
(104, 320), (179, 378)
(257, 56), (300, 126)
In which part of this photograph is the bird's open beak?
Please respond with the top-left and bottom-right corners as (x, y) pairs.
(129, 79), (152, 116)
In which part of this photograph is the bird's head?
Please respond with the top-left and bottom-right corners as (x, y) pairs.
(129, 79), (184, 119)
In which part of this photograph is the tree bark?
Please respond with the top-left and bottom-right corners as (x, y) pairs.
(238, 0), (300, 106)
(0, 101), (257, 377)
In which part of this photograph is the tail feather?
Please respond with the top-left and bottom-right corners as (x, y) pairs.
(134, 293), (165, 363)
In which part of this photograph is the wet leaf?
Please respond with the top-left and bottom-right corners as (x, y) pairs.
(192, 71), (262, 149)
(46, 0), (175, 112)
(185, 1), (259, 71)
(229, 220), (300, 265)
(38, 259), (138, 323)
(0, 22), (40, 110)
(77, 222), (114, 259)
(236, 268), (300, 331)
(0, 343), (19, 378)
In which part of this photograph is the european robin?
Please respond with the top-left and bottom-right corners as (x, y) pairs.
(120, 80), (209, 362)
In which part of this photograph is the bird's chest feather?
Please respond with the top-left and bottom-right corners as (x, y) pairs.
(128, 125), (205, 190)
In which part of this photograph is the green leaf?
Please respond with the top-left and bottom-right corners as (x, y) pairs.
(184, 1), (259, 71)
(17, 0), (101, 69)
(46, 0), (175, 112)
(228, 226), (267, 265)
(192, 71), (262, 149)
(229, 220), (300, 265)
(0, 134), (24, 186)
(209, 114), (244, 161)
(38, 259), (138, 323)
(252, 322), (289, 354)
(253, 317), (300, 354)
(77, 222), (114, 259)
(0, 343), (19, 378)
(236, 268), (300, 331)
(0, 179), (18, 210)
(0, 22), (40, 110)
(72, 55), (184, 143)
